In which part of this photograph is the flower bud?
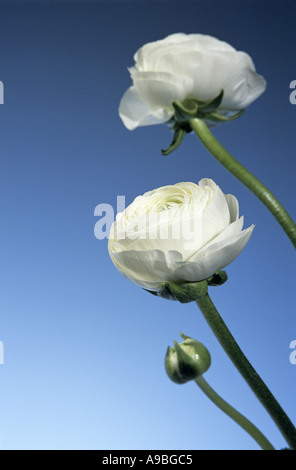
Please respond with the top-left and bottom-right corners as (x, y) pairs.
(165, 333), (211, 384)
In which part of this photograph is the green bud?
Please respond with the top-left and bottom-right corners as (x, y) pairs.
(165, 333), (211, 384)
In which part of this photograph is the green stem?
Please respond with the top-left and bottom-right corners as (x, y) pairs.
(196, 292), (296, 450)
(189, 117), (296, 249)
(195, 376), (275, 450)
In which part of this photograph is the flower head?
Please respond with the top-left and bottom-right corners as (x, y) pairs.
(165, 333), (211, 384)
(108, 178), (254, 291)
(119, 33), (266, 130)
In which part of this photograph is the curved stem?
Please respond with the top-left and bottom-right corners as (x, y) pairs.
(195, 376), (275, 450)
(189, 117), (296, 249)
(196, 293), (296, 450)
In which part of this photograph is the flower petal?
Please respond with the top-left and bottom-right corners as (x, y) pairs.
(132, 71), (193, 109)
(196, 179), (231, 247)
(189, 217), (246, 262)
(225, 193), (239, 222)
(108, 179), (254, 292)
(173, 223), (254, 282)
(119, 33), (266, 131)
(118, 86), (171, 130)
(109, 248), (182, 290)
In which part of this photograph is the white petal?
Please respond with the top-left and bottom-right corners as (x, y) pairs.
(184, 34), (236, 52)
(134, 33), (189, 69)
(109, 248), (180, 286)
(166, 249), (184, 267)
(189, 217), (246, 262)
(118, 86), (171, 130)
(132, 71), (192, 109)
(120, 33), (266, 130)
(198, 179), (231, 246)
(220, 53), (266, 109)
(173, 223), (254, 282)
(225, 194), (239, 222)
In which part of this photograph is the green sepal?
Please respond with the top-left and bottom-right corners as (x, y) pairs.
(206, 270), (228, 286)
(159, 279), (208, 303)
(161, 127), (187, 156)
(198, 89), (224, 113)
(145, 271), (228, 302)
(172, 99), (199, 122)
(162, 90), (244, 156)
(169, 342), (199, 383)
(204, 109), (245, 122)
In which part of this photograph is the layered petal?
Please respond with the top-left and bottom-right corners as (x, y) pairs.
(119, 32), (266, 129)
(173, 222), (254, 282)
(109, 248), (183, 291)
(108, 179), (254, 291)
(198, 179), (231, 247)
(225, 194), (239, 223)
(119, 86), (172, 130)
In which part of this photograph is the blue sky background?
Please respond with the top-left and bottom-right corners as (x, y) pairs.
(0, 0), (295, 450)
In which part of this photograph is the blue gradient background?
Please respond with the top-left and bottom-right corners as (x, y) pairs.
(0, 0), (295, 450)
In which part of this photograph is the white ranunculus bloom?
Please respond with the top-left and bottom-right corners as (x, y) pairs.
(108, 179), (254, 291)
(119, 33), (266, 130)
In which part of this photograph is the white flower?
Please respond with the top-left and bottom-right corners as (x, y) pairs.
(119, 33), (266, 130)
(108, 179), (254, 291)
